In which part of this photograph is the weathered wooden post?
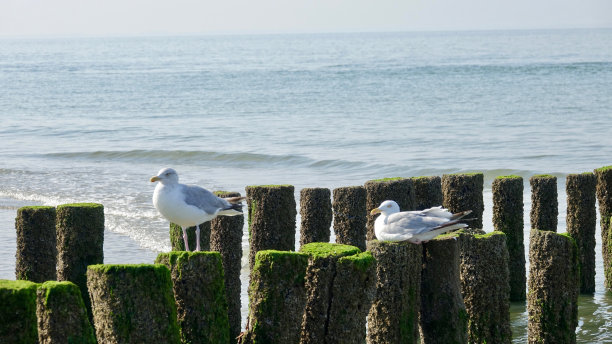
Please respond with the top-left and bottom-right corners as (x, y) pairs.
(0, 280), (38, 343)
(15, 206), (57, 282)
(246, 185), (296, 271)
(170, 222), (210, 251)
(87, 264), (181, 344)
(594, 165), (612, 290)
(332, 186), (367, 250)
(56, 203), (104, 316)
(492, 175), (526, 301)
(420, 236), (468, 344)
(156, 252), (230, 344)
(566, 172), (597, 294)
(299, 243), (362, 344)
(240, 250), (309, 344)
(365, 178), (416, 241)
(412, 176), (443, 210)
(325, 251), (376, 344)
(36, 281), (96, 344)
(299, 187), (332, 246)
(458, 232), (512, 344)
(366, 240), (422, 344)
(529, 175), (558, 231)
(211, 190), (244, 342)
(442, 173), (485, 229)
(528, 230), (579, 344)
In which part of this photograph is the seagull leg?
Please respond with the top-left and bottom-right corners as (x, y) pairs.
(195, 224), (201, 252)
(182, 226), (190, 252)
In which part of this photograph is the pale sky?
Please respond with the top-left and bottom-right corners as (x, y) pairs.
(1, 0), (611, 37)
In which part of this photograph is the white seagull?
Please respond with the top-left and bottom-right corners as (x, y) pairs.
(151, 167), (245, 251)
(370, 200), (472, 244)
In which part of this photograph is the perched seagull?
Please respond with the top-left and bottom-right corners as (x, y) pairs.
(151, 167), (245, 251)
(370, 200), (472, 244)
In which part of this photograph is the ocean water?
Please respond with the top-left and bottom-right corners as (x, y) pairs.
(1, 29), (612, 342)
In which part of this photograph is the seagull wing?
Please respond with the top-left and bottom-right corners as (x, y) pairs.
(180, 184), (230, 215)
(385, 210), (451, 236)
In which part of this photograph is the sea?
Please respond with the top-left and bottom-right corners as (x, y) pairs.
(1, 28), (611, 342)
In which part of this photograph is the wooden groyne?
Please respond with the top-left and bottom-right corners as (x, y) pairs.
(4, 166), (611, 343)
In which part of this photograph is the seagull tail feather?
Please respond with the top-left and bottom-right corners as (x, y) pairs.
(450, 210), (472, 221)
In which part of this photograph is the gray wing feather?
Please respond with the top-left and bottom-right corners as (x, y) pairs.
(180, 184), (230, 214)
(386, 210), (450, 235)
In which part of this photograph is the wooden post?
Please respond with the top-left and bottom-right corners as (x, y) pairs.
(332, 186), (367, 251)
(15, 206), (57, 282)
(529, 175), (558, 231)
(412, 176), (443, 210)
(594, 166), (612, 290)
(300, 188), (332, 246)
(442, 173), (484, 229)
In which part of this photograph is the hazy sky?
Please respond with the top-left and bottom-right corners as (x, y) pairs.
(2, 0), (611, 37)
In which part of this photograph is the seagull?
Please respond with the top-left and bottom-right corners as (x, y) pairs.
(370, 200), (472, 244)
(151, 167), (245, 251)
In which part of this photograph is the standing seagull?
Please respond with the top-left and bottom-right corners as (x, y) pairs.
(370, 200), (472, 244)
(151, 167), (245, 251)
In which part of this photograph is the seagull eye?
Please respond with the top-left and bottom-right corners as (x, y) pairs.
(387, 204), (392, 208)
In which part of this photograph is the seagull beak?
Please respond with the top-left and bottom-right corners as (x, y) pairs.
(150, 176), (160, 182)
(370, 208), (382, 215)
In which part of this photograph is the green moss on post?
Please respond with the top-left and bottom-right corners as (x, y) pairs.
(170, 222), (210, 252)
(442, 173), (485, 229)
(299, 243), (362, 344)
(365, 178), (416, 241)
(566, 173), (597, 294)
(528, 230), (579, 344)
(420, 236), (468, 344)
(36, 281), (95, 344)
(492, 175), (526, 301)
(0, 280), (38, 343)
(15, 206), (57, 282)
(156, 252), (230, 344)
(86, 264), (180, 344)
(594, 165), (612, 290)
(366, 240), (422, 344)
(240, 250), (309, 344)
(458, 231), (511, 344)
(529, 175), (558, 231)
(211, 191), (244, 342)
(412, 176), (443, 210)
(299, 188), (332, 246)
(246, 185), (296, 271)
(332, 186), (367, 251)
(56, 203), (104, 317)
(325, 251), (376, 344)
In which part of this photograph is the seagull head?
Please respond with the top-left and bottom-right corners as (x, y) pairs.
(150, 167), (179, 185)
(370, 200), (400, 216)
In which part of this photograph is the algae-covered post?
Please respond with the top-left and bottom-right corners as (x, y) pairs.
(240, 250), (309, 344)
(156, 252), (230, 344)
(299, 187), (332, 246)
(56, 203), (104, 316)
(442, 173), (485, 229)
(527, 230), (579, 344)
(36, 281), (96, 344)
(325, 251), (375, 344)
(299, 242), (362, 344)
(594, 165), (612, 290)
(492, 175), (526, 301)
(86, 264), (181, 344)
(458, 231), (512, 344)
(332, 186), (367, 251)
(366, 240), (422, 344)
(0, 280), (38, 343)
(412, 176), (443, 210)
(529, 174), (558, 231)
(566, 172), (597, 294)
(246, 185), (296, 271)
(211, 190), (244, 341)
(15, 205), (57, 282)
(364, 177), (416, 241)
(420, 236), (468, 344)
(170, 222), (210, 251)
